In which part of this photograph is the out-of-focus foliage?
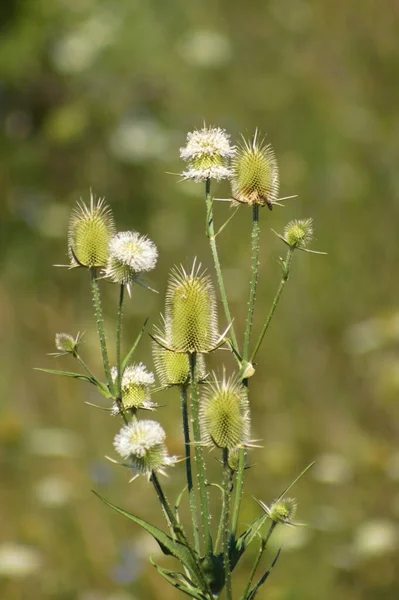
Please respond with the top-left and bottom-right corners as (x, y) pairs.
(1, 0), (399, 599)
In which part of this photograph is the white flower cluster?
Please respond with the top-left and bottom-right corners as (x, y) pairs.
(111, 363), (156, 413)
(104, 231), (158, 289)
(180, 126), (235, 182)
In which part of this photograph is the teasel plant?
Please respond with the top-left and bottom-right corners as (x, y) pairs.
(39, 126), (325, 600)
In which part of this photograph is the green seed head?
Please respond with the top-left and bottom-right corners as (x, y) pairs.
(164, 260), (218, 354)
(111, 364), (156, 412)
(68, 193), (115, 268)
(269, 497), (298, 525)
(284, 218), (314, 249)
(152, 329), (206, 386)
(231, 131), (279, 208)
(200, 372), (250, 449)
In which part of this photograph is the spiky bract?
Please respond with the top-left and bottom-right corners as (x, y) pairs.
(180, 126), (235, 182)
(113, 420), (176, 478)
(284, 219), (314, 249)
(164, 261), (218, 354)
(258, 497), (299, 526)
(104, 231), (158, 285)
(231, 131), (279, 208)
(111, 364), (156, 411)
(200, 373), (250, 449)
(152, 336), (206, 387)
(68, 194), (115, 268)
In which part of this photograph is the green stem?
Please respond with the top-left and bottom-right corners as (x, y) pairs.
(241, 522), (276, 600)
(189, 352), (213, 556)
(205, 178), (240, 360)
(151, 472), (211, 597)
(222, 448), (233, 600)
(180, 383), (201, 553)
(243, 205), (260, 362)
(74, 353), (99, 382)
(231, 443), (246, 541)
(115, 284), (128, 424)
(90, 268), (112, 391)
(250, 248), (293, 364)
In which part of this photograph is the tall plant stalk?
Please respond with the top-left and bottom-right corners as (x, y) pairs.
(90, 268), (112, 390)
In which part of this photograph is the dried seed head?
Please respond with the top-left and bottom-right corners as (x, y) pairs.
(283, 219), (314, 249)
(258, 497), (299, 526)
(164, 260), (219, 354)
(200, 373), (250, 449)
(231, 131), (279, 208)
(104, 231), (158, 285)
(111, 364), (156, 411)
(54, 332), (83, 356)
(68, 194), (115, 268)
(180, 125), (235, 182)
(152, 325), (206, 386)
(113, 420), (177, 478)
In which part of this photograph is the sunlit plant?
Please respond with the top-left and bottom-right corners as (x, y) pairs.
(39, 126), (325, 600)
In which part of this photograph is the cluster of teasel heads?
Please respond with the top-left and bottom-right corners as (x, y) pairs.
(42, 125), (323, 600)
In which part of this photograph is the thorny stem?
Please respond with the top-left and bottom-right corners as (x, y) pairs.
(180, 383), (201, 553)
(151, 472), (211, 597)
(222, 448), (233, 600)
(231, 442), (246, 541)
(90, 268), (113, 391)
(189, 352), (213, 556)
(241, 522), (276, 600)
(250, 248), (294, 364)
(74, 353), (99, 382)
(205, 178), (240, 360)
(115, 284), (128, 424)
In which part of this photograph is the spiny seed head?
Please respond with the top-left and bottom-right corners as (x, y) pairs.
(180, 125), (235, 182)
(231, 131), (279, 208)
(259, 497), (298, 526)
(113, 420), (177, 478)
(68, 193), (115, 268)
(152, 325), (206, 386)
(54, 332), (83, 356)
(200, 372), (250, 449)
(284, 219), (314, 249)
(111, 364), (156, 411)
(164, 260), (219, 354)
(104, 231), (158, 285)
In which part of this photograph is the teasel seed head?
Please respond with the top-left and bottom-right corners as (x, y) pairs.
(104, 231), (158, 288)
(200, 372), (250, 450)
(257, 497), (300, 527)
(283, 218), (314, 249)
(180, 125), (235, 182)
(68, 193), (115, 268)
(164, 260), (219, 354)
(231, 130), (279, 208)
(152, 320), (207, 386)
(53, 332), (83, 357)
(113, 420), (177, 479)
(111, 363), (156, 412)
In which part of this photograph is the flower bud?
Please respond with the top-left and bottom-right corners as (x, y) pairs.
(164, 261), (219, 354)
(231, 131), (279, 208)
(180, 125), (235, 182)
(111, 363), (156, 412)
(200, 373), (250, 449)
(258, 497), (299, 526)
(68, 194), (115, 268)
(54, 332), (83, 356)
(104, 231), (158, 286)
(113, 420), (177, 479)
(283, 219), (313, 249)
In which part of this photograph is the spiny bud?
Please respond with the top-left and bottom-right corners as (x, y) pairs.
(68, 193), (115, 268)
(231, 130), (279, 209)
(257, 497), (299, 526)
(53, 332), (83, 357)
(164, 260), (219, 354)
(113, 420), (177, 479)
(180, 125), (235, 182)
(283, 219), (313, 249)
(200, 372), (250, 449)
(111, 364), (156, 412)
(104, 231), (158, 287)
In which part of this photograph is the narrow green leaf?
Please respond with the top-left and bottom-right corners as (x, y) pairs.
(246, 548), (281, 600)
(150, 558), (207, 600)
(231, 514), (267, 571)
(121, 318), (148, 372)
(93, 491), (201, 585)
(35, 368), (97, 385)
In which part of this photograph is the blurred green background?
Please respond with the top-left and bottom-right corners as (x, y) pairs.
(1, 0), (399, 599)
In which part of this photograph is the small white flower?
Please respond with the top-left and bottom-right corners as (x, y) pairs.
(121, 363), (155, 387)
(111, 364), (156, 412)
(113, 420), (177, 478)
(179, 125), (235, 182)
(180, 126), (235, 162)
(104, 231), (158, 288)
